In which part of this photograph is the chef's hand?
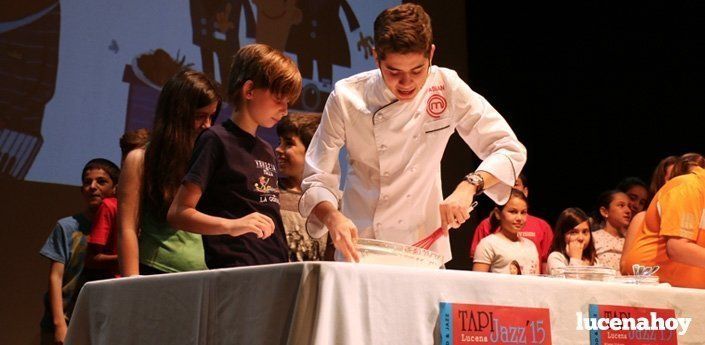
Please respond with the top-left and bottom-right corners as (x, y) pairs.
(324, 210), (360, 262)
(439, 181), (476, 234)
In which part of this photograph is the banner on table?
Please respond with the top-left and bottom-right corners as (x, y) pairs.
(584, 304), (684, 345)
(439, 302), (551, 344)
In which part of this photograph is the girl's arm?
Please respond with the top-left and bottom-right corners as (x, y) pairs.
(622, 211), (645, 259)
(472, 262), (491, 272)
(546, 252), (567, 274)
(117, 149), (144, 277)
(472, 238), (494, 272)
(167, 182), (275, 238)
(48, 261), (67, 343)
(666, 237), (705, 268)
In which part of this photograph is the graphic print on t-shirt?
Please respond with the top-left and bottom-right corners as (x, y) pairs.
(253, 159), (279, 204)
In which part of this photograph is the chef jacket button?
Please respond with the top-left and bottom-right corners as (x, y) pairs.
(379, 144), (387, 151)
(409, 166), (416, 173)
(376, 223), (382, 229)
(382, 194), (389, 201)
(398, 219), (403, 224)
(383, 171), (390, 177)
(405, 194), (411, 198)
(413, 134), (419, 140)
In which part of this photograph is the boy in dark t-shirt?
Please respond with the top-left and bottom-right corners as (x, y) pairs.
(168, 44), (302, 267)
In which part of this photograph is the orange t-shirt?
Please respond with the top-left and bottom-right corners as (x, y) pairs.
(621, 167), (705, 288)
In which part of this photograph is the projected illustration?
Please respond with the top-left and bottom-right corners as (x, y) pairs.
(0, 1), (60, 179)
(18, 0), (396, 186)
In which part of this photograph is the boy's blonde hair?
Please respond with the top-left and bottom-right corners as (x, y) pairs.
(227, 44), (302, 110)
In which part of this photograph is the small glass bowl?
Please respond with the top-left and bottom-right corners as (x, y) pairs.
(551, 266), (617, 281)
(608, 275), (660, 285)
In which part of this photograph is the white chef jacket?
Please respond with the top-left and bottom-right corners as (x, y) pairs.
(299, 66), (527, 262)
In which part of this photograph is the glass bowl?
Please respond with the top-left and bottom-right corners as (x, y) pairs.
(608, 275), (660, 285)
(335, 238), (444, 269)
(551, 266), (617, 281)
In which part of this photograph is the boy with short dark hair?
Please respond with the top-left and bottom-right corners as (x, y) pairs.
(85, 129), (149, 279)
(39, 158), (119, 344)
(300, 4), (527, 263)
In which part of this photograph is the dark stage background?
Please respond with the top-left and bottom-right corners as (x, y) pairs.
(2, 1), (704, 342)
(444, 1), (705, 268)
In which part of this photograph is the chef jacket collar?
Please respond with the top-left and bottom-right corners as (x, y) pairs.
(371, 66), (439, 105)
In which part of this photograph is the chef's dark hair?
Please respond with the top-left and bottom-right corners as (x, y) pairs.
(374, 3), (433, 60)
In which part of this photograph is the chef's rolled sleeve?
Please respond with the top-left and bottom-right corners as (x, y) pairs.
(453, 76), (527, 205)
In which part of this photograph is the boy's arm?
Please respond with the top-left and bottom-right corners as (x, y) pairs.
(117, 149), (144, 277)
(451, 76), (527, 206)
(167, 181), (275, 238)
(86, 201), (118, 270)
(299, 92), (358, 260)
(440, 172), (498, 232)
(85, 244), (118, 270)
(311, 201), (360, 262)
(48, 260), (67, 343)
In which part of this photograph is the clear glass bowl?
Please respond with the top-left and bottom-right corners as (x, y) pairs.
(335, 238), (444, 269)
(551, 266), (617, 281)
(608, 275), (660, 285)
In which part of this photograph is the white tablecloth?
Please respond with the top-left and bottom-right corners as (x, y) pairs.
(65, 262), (705, 345)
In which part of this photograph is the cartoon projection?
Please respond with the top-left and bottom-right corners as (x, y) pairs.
(122, 49), (196, 132)
(189, 0), (256, 86)
(285, 0), (360, 88)
(0, 0), (60, 179)
(252, 0), (302, 51)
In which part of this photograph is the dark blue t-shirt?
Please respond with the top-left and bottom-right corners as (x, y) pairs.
(184, 119), (289, 268)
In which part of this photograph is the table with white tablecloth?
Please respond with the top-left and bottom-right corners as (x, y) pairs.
(65, 262), (705, 345)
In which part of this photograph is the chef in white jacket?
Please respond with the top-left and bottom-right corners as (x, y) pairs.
(299, 3), (527, 263)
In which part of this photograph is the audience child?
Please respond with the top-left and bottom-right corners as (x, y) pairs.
(592, 190), (631, 273)
(473, 189), (539, 275)
(622, 155), (679, 257)
(621, 152), (705, 288)
(546, 208), (599, 274)
(617, 177), (649, 215)
(275, 113), (328, 261)
(167, 44), (302, 268)
(118, 70), (220, 276)
(470, 173), (553, 271)
(670, 152), (705, 177)
(85, 129), (149, 279)
(648, 155), (678, 197)
(39, 158), (119, 345)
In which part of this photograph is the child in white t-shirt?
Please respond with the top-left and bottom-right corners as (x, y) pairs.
(473, 189), (539, 275)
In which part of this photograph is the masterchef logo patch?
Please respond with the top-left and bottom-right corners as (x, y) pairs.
(426, 94), (447, 117)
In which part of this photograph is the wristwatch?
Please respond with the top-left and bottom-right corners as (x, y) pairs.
(464, 172), (484, 195)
